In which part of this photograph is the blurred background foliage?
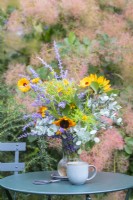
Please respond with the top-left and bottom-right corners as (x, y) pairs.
(0, 0), (133, 199)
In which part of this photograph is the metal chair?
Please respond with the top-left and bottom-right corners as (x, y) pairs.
(0, 142), (26, 200)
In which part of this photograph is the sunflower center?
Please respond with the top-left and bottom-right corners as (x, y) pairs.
(85, 82), (89, 85)
(60, 120), (69, 129)
(23, 83), (27, 87)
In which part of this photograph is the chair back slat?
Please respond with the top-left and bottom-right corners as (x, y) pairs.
(0, 163), (25, 172)
(0, 142), (26, 151)
(0, 142), (26, 174)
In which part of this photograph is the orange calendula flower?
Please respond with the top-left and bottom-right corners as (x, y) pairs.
(31, 77), (40, 83)
(17, 78), (31, 92)
(38, 106), (47, 117)
(53, 116), (76, 129)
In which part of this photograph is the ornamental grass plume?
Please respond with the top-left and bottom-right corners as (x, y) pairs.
(123, 106), (133, 137)
(4, 63), (27, 86)
(20, 0), (59, 25)
(6, 10), (29, 36)
(124, 1), (133, 22)
(30, 44), (55, 66)
(99, 0), (126, 10)
(101, 14), (127, 38)
(81, 128), (124, 171)
(117, 33), (133, 82)
(15, 94), (35, 114)
(60, 0), (87, 19)
(63, 55), (90, 81)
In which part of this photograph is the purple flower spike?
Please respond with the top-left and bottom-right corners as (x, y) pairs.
(22, 122), (34, 131)
(32, 113), (42, 120)
(29, 67), (39, 78)
(37, 57), (58, 79)
(58, 101), (66, 108)
(53, 41), (67, 79)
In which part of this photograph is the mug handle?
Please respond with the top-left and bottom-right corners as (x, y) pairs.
(87, 165), (97, 181)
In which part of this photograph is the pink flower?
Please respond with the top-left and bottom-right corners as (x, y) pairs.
(123, 106), (133, 136)
(20, 0), (59, 25)
(100, 116), (113, 126)
(61, 0), (87, 18)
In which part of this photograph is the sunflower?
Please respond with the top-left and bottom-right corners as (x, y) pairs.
(53, 116), (76, 129)
(79, 77), (91, 88)
(80, 74), (111, 92)
(17, 78), (31, 92)
(38, 106), (47, 117)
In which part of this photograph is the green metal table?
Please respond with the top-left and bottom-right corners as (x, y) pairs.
(0, 171), (133, 200)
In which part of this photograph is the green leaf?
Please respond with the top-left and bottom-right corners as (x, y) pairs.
(28, 136), (37, 143)
(106, 89), (120, 96)
(125, 137), (133, 146)
(124, 145), (133, 155)
(83, 37), (91, 46)
(90, 82), (99, 94)
(68, 32), (76, 44)
(77, 148), (82, 154)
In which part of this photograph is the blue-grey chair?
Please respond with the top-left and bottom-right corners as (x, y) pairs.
(0, 142), (26, 200)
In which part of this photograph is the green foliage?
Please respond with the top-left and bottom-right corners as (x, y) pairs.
(124, 137), (133, 155)
(0, 83), (25, 140)
(57, 32), (123, 85)
(59, 32), (91, 57)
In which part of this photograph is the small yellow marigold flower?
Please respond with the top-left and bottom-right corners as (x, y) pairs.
(63, 79), (69, 85)
(38, 106), (47, 117)
(70, 104), (76, 109)
(57, 87), (63, 93)
(31, 77), (40, 84)
(17, 78), (31, 92)
(56, 130), (62, 135)
(82, 115), (88, 121)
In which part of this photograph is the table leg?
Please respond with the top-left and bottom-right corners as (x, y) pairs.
(125, 189), (132, 200)
(47, 195), (52, 200)
(3, 189), (13, 200)
(86, 194), (92, 200)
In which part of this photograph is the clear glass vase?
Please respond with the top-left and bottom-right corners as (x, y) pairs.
(57, 151), (80, 177)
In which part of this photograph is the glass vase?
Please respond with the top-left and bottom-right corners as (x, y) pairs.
(57, 151), (80, 177)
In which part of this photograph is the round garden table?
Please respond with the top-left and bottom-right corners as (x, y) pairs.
(0, 171), (133, 200)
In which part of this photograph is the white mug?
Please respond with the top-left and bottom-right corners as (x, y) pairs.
(67, 161), (97, 185)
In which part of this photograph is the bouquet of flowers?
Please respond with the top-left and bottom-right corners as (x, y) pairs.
(18, 42), (122, 158)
